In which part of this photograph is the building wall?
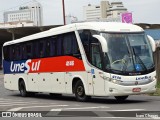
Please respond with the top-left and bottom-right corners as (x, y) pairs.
(83, 5), (101, 21)
(83, 0), (127, 21)
(3, 1), (43, 26)
(101, 0), (109, 18)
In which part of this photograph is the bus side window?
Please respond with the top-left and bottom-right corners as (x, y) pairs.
(45, 40), (51, 57)
(11, 46), (16, 61)
(26, 43), (33, 59)
(79, 30), (98, 62)
(57, 36), (63, 56)
(72, 35), (80, 55)
(21, 44), (27, 60)
(3, 46), (10, 61)
(63, 34), (72, 55)
(91, 43), (102, 69)
(15, 45), (21, 61)
(63, 32), (80, 58)
(38, 40), (45, 58)
(32, 41), (39, 59)
(9, 46), (13, 61)
(50, 37), (56, 57)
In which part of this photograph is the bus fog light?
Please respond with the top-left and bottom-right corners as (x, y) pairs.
(151, 76), (156, 81)
(112, 80), (117, 83)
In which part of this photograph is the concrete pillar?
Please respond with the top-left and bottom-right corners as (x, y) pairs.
(7, 29), (15, 40)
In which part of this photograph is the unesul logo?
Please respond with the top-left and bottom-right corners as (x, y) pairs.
(10, 60), (41, 73)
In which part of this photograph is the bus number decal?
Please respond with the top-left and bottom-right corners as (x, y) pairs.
(66, 61), (74, 66)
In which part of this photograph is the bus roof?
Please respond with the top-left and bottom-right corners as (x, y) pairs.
(3, 22), (144, 46)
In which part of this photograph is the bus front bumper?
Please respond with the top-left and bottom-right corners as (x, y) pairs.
(105, 79), (157, 96)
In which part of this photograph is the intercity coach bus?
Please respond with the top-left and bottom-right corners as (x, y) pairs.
(2, 22), (157, 102)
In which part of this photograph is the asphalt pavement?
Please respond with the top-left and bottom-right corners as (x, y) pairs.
(0, 73), (160, 120)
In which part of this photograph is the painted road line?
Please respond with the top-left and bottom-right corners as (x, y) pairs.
(0, 103), (56, 106)
(109, 109), (145, 111)
(0, 101), (54, 104)
(0, 102), (38, 104)
(0, 99), (42, 103)
(51, 106), (110, 111)
(7, 105), (69, 111)
(0, 104), (28, 107)
(0, 98), (24, 101)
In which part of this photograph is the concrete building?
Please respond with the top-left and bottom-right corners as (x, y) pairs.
(83, 4), (101, 21)
(3, 0), (43, 26)
(107, 0), (127, 18)
(83, 0), (127, 21)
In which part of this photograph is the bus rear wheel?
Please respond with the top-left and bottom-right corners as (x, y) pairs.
(19, 80), (28, 97)
(115, 95), (129, 102)
(74, 80), (90, 102)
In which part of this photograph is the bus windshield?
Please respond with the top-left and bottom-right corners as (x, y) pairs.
(101, 33), (154, 75)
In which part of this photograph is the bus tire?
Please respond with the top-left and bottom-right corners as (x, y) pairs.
(19, 80), (28, 97)
(75, 80), (89, 102)
(115, 95), (129, 102)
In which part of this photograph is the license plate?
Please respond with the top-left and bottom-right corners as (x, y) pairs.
(132, 88), (141, 92)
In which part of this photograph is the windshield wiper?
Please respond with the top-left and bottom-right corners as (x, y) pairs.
(132, 47), (148, 71)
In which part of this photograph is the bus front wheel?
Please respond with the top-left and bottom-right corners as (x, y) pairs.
(75, 80), (90, 102)
(115, 95), (129, 102)
(19, 80), (28, 97)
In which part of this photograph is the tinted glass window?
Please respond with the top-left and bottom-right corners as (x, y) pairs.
(38, 40), (45, 58)
(91, 43), (102, 69)
(50, 37), (57, 57)
(57, 36), (63, 56)
(11, 46), (16, 61)
(3, 32), (80, 61)
(26, 43), (33, 59)
(79, 30), (98, 62)
(45, 40), (51, 57)
(32, 41), (38, 59)
(21, 44), (27, 60)
(63, 32), (80, 56)
(3, 46), (10, 61)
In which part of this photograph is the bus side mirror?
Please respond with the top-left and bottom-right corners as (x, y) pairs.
(147, 35), (156, 52)
(92, 35), (108, 52)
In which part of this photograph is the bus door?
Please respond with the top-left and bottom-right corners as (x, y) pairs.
(89, 43), (106, 96)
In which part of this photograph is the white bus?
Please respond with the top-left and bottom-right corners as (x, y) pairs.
(3, 22), (157, 102)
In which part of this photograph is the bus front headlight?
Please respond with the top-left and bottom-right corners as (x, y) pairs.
(104, 77), (122, 85)
(112, 79), (122, 84)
